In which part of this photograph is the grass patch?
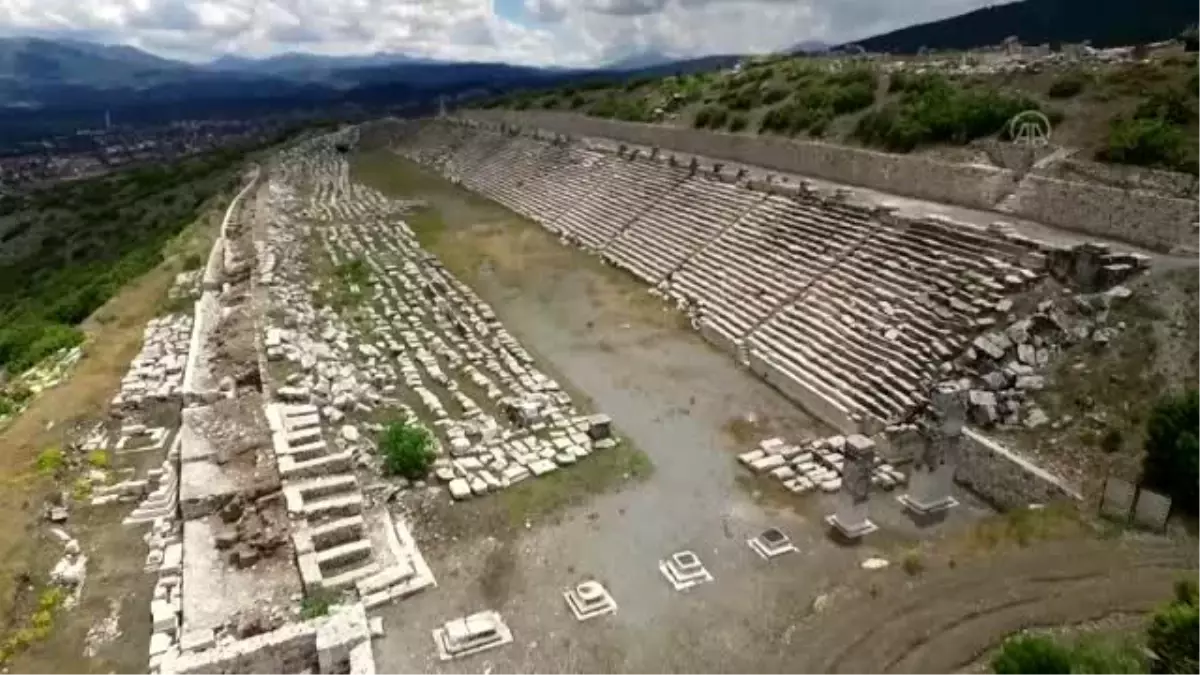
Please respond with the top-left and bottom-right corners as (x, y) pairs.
(966, 503), (1086, 552)
(407, 208), (447, 249)
(494, 443), (653, 529)
(34, 447), (63, 476)
(901, 549), (925, 576)
(299, 589), (336, 620)
(0, 586), (66, 666)
(86, 449), (110, 469)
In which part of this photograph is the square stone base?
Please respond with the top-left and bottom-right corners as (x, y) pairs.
(747, 535), (797, 560)
(658, 558), (713, 591)
(432, 620), (512, 661)
(563, 583), (618, 621)
(825, 514), (878, 540)
(897, 493), (959, 516)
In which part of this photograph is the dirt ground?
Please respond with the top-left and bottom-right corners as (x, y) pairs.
(344, 150), (1200, 674)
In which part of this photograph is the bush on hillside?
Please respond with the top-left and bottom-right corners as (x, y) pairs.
(1140, 389), (1199, 511)
(1134, 87), (1196, 126)
(1048, 72), (1089, 98)
(1100, 117), (1196, 174)
(379, 419), (436, 480)
(854, 79), (1036, 152)
(727, 114), (749, 132)
(1147, 580), (1199, 674)
(693, 104), (729, 129)
(590, 95), (653, 122)
(992, 635), (1074, 674)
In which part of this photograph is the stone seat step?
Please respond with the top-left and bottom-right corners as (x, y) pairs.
(282, 404), (320, 418)
(321, 560), (381, 592)
(286, 413), (322, 431)
(280, 439), (330, 462)
(279, 450), (353, 480)
(316, 538), (373, 572)
(309, 515), (367, 550)
(286, 427), (323, 447)
(302, 492), (364, 520)
(356, 562), (416, 596)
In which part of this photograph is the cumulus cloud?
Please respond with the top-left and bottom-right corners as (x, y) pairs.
(0, 0), (1001, 65)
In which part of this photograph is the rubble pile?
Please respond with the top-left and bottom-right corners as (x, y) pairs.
(948, 284), (1136, 430)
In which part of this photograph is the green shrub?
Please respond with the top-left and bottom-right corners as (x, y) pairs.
(1140, 389), (1199, 511)
(693, 105), (729, 129)
(378, 419), (436, 480)
(761, 86), (789, 105)
(1100, 427), (1124, 454)
(854, 81), (1036, 152)
(1135, 87), (1196, 126)
(727, 114), (749, 132)
(1147, 592), (1199, 673)
(35, 447), (64, 475)
(992, 635), (1074, 674)
(299, 589), (335, 619)
(87, 449), (110, 468)
(1048, 72), (1089, 98)
(1100, 117), (1196, 174)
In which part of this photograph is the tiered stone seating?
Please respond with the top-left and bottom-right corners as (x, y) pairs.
(483, 140), (560, 216)
(451, 132), (512, 181)
(552, 156), (686, 250)
(519, 147), (610, 224)
(669, 194), (876, 349)
(458, 136), (523, 194)
(605, 175), (764, 285)
(748, 216), (1031, 425)
(391, 120), (1044, 431)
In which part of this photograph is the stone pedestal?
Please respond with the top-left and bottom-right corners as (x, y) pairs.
(826, 434), (878, 539)
(901, 383), (965, 517)
(747, 527), (797, 559)
(658, 551), (713, 591)
(563, 580), (618, 621)
(432, 610), (512, 661)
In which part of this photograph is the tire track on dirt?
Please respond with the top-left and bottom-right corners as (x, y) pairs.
(793, 539), (1196, 673)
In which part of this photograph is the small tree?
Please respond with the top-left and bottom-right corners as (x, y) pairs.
(378, 419), (436, 480)
(992, 635), (1073, 674)
(1141, 390), (1199, 512)
(1147, 580), (1199, 674)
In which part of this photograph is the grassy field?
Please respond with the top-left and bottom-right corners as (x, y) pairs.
(485, 52), (1199, 174)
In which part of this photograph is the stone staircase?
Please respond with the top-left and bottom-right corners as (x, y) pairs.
(267, 403), (434, 607)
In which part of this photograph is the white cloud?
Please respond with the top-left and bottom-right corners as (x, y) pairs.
(0, 0), (1002, 65)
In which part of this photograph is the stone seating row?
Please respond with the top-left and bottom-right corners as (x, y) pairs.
(397, 120), (1039, 429)
(604, 176), (765, 285)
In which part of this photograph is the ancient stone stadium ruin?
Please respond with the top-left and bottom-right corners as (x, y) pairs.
(20, 108), (1197, 674)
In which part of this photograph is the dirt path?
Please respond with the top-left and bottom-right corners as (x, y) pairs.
(791, 537), (1196, 673)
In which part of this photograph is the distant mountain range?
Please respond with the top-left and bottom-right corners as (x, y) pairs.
(845, 0), (1195, 52)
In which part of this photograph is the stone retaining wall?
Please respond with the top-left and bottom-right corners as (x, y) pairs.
(1003, 174), (1198, 252)
(181, 171), (259, 403)
(461, 109), (1013, 211)
(956, 428), (1081, 510)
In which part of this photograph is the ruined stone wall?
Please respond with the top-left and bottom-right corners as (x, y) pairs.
(460, 109), (1014, 211)
(955, 428), (1081, 510)
(162, 604), (373, 675)
(1005, 174), (1198, 252)
(1040, 158), (1199, 199)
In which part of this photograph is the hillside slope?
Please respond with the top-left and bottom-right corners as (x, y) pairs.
(848, 0), (1196, 52)
(488, 52), (1198, 175)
